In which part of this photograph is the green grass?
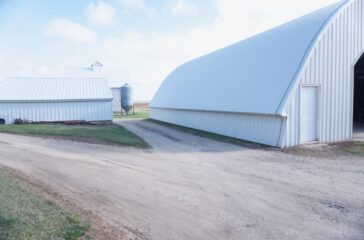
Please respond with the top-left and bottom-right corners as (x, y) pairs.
(0, 124), (148, 148)
(0, 169), (90, 240)
(148, 119), (267, 148)
(113, 109), (149, 119)
(336, 141), (364, 155)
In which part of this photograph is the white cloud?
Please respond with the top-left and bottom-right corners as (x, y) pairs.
(86, 1), (115, 26)
(185, 0), (339, 55)
(46, 18), (97, 44)
(119, 0), (157, 20)
(32, 65), (51, 76)
(120, 0), (146, 11)
(169, 0), (199, 16)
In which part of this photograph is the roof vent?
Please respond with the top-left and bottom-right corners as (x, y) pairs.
(91, 61), (103, 70)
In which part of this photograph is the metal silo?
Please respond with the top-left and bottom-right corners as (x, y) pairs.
(120, 84), (133, 115)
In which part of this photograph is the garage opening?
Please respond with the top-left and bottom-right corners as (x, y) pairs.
(353, 53), (364, 137)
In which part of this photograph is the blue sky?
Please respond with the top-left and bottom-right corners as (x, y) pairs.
(0, 0), (338, 101)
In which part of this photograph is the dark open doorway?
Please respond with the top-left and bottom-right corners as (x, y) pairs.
(353, 53), (364, 137)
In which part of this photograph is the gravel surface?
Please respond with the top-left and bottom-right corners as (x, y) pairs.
(0, 119), (363, 240)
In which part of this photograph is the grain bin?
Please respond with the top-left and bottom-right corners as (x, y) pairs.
(120, 84), (133, 115)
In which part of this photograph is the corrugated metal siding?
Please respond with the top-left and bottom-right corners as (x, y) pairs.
(282, 0), (364, 147)
(0, 101), (113, 124)
(111, 88), (122, 112)
(150, 108), (283, 147)
(0, 77), (113, 101)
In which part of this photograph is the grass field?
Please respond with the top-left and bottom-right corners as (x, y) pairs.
(0, 124), (148, 148)
(335, 141), (364, 155)
(114, 108), (149, 119)
(0, 168), (89, 240)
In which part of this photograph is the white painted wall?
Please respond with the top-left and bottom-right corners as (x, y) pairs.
(150, 108), (284, 146)
(0, 101), (113, 124)
(282, 0), (364, 147)
(111, 88), (122, 113)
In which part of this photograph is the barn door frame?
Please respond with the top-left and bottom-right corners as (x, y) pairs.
(350, 51), (364, 139)
(299, 84), (321, 144)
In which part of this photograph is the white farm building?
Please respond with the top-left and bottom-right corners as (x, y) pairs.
(65, 62), (128, 113)
(0, 77), (113, 124)
(151, 0), (364, 148)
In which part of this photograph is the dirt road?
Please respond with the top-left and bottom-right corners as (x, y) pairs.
(0, 119), (363, 240)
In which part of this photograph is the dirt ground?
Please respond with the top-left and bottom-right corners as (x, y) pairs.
(0, 119), (363, 240)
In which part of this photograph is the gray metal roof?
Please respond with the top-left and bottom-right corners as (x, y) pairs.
(0, 77), (113, 102)
(151, 1), (347, 115)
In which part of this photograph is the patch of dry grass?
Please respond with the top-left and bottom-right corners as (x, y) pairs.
(333, 141), (364, 155)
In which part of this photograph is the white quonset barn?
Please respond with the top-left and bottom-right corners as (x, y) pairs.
(0, 77), (113, 124)
(151, 0), (364, 148)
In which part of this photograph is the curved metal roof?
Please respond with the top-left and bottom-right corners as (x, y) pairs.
(151, 1), (347, 115)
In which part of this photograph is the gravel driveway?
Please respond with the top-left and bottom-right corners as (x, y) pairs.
(0, 119), (363, 240)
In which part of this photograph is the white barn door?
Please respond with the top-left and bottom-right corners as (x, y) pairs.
(300, 86), (318, 143)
